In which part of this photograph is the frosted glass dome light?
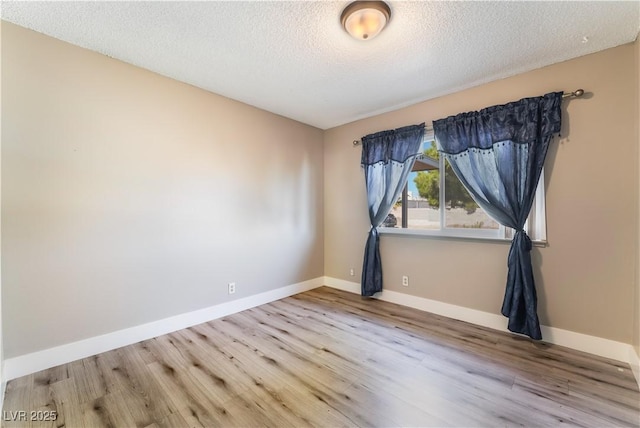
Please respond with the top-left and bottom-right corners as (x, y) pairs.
(341, 1), (391, 41)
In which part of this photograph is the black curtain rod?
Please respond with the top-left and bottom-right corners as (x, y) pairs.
(352, 89), (585, 147)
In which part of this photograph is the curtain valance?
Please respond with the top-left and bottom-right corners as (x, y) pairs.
(361, 124), (427, 166)
(434, 92), (562, 155)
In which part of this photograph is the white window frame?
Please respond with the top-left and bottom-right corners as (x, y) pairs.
(378, 133), (547, 245)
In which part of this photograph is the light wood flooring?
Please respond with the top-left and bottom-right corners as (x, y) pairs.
(2, 286), (639, 427)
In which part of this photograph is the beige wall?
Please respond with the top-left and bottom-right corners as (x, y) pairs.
(325, 43), (637, 344)
(1, 22), (324, 358)
(635, 36), (640, 356)
(0, 19), (4, 401)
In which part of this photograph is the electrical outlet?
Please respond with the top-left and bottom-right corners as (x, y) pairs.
(402, 276), (409, 286)
(349, 268), (355, 276)
(228, 282), (236, 294)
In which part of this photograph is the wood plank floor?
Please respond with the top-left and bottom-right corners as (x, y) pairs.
(2, 286), (639, 427)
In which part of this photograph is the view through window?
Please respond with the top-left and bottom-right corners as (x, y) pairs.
(384, 138), (500, 236)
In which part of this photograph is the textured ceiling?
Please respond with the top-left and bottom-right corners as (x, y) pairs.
(2, 1), (639, 129)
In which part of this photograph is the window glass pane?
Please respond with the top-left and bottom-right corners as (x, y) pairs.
(406, 140), (440, 229)
(407, 170), (440, 229)
(443, 158), (499, 230)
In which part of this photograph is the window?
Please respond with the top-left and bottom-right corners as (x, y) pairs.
(380, 134), (546, 242)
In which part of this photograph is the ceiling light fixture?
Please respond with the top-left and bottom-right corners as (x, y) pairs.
(341, 1), (391, 41)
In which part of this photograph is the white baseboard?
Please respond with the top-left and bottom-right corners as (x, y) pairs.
(322, 277), (636, 368)
(629, 346), (640, 390)
(4, 277), (324, 381)
(0, 382), (4, 414)
(0, 379), (5, 413)
(1, 359), (5, 412)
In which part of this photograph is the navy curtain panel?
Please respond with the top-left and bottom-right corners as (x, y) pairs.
(361, 123), (425, 296)
(433, 92), (562, 340)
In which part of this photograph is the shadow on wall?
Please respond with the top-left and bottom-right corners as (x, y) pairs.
(533, 93), (592, 329)
(281, 151), (324, 282)
(531, 248), (550, 327)
(242, 145), (322, 283)
(236, 142), (316, 234)
(544, 93), (590, 188)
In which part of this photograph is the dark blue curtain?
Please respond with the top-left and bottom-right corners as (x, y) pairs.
(361, 123), (425, 296)
(433, 92), (562, 340)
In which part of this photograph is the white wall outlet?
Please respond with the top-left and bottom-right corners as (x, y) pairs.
(402, 276), (409, 286)
(349, 268), (355, 276)
(228, 282), (236, 294)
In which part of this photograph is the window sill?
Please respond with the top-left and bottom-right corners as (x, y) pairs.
(377, 227), (548, 247)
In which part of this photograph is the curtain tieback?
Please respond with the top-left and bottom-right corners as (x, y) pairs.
(508, 229), (533, 264)
(515, 229), (532, 251)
